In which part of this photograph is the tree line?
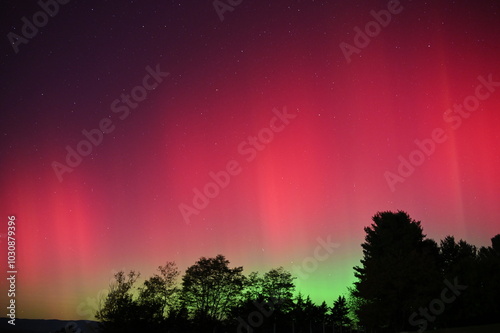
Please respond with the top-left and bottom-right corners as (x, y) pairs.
(90, 211), (500, 332)
(93, 258), (354, 333)
(351, 211), (500, 332)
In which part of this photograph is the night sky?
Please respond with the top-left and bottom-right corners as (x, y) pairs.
(1, 0), (499, 321)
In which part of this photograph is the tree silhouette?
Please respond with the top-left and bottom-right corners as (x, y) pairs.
(90, 219), (500, 332)
(289, 294), (329, 333)
(136, 262), (180, 325)
(96, 270), (140, 333)
(181, 254), (245, 322)
(440, 236), (477, 274)
(261, 266), (296, 310)
(437, 236), (479, 327)
(331, 296), (352, 329)
(477, 234), (500, 325)
(241, 271), (263, 302)
(231, 267), (296, 331)
(352, 211), (441, 332)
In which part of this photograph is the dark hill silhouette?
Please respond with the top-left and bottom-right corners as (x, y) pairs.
(0, 319), (100, 333)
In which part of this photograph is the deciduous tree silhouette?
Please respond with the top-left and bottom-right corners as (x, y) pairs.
(181, 254), (245, 322)
(96, 270), (140, 333)
(241, 271), (263, 302)
(261, 266), (296, 311)
(137, 262), (180, 325)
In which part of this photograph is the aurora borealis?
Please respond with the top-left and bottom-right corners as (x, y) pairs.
(1, 0), (499, 321)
